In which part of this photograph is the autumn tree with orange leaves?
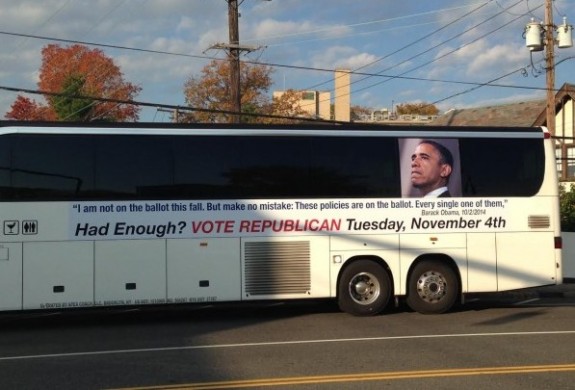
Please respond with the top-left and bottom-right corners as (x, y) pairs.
(182, 60), (310, 124)
(396, 102), (439, 116)
(262, 89), (312, 124)
(182, 60), (272, 123)
(5, 96), (55, 121)
(5, 44), (141, 122)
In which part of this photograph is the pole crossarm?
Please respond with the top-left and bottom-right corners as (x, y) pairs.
(208, 43), (263, 52)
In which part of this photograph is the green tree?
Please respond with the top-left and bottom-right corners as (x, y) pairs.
(50, 74), (94, 121)
(560, 184), (575, 231)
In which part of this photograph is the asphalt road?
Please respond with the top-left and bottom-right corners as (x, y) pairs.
(0, 284), (574, 390)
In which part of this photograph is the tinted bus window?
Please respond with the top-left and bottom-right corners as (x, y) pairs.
(309, 137), (400, 197)
(95, 136), (173, 199)
(173, 136), (400, 199)
(459, 138), (545, 196)
(239, 137), (312, 198)
(173, 136), (244, 199)
(0, 132), (545, 201)
(9, 135), (94, 200)
(0, 136), (11, 199)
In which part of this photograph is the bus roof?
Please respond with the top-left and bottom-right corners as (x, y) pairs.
(0, 121), (547, 139)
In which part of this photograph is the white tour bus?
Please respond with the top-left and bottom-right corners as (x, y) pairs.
(0, 122), (562, 315)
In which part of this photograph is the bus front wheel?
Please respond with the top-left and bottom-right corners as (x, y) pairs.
(338, 260), (391, 316)
(406, 260), (459, 314)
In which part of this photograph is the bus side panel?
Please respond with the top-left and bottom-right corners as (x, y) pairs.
(0, 243), (23, 311)
(466, 233), (497, 292)
(95, 240), (166, 306)
(496, 232), (557, 291)
(167, 238), (241, 303)
(23, 241), (94, 310)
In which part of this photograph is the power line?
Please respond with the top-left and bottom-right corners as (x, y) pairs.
(0, 83), (335, 124)
(241, 1), (492, 45)
(294, 0), (531, 112)
(351, 0), (536, 98)
(6, 55), (574, 122)
(0, 30), (216, 61)
(0, 28), (551, 94)
(427, 55), (575, 108)
(357, 0), (525, 86)
(4, 60), (568, 123)
(9, 0), (132, 121)
(302, 1), (493, 92)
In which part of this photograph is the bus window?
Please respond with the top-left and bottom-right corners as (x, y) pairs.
(309, 137), (400, 197)
(9, 134), (94, 200)
(95, 136), (172, 199)
(173, 136), (243, 199)
(459, 138), (545, 196)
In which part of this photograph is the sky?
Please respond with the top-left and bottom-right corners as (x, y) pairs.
(0, 0), (574, 122)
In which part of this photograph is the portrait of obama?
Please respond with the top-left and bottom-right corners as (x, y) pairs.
(400, 138), (461, 198)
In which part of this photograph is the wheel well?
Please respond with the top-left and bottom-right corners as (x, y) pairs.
(337, 256), (394, 297)
(406, 254), (462, 294)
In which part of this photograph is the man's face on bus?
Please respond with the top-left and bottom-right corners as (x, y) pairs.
(410, 142), (452, 195)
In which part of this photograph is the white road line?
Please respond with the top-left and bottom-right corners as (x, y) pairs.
(1, 330), (575, 362)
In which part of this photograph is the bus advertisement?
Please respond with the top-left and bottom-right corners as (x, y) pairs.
(0, 123), (562, 315)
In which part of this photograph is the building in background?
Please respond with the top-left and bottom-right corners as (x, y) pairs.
(429, 100), (546, 127)
(334, 69), (350, 122)
(533, 83), (575, 180)
(430, 83), (575, 181)
(273, 69), (350, 122)
(272, 90), (331, 120)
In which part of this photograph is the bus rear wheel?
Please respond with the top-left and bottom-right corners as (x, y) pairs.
(406, 260), (459, 314)
(338, 260), (391, 316)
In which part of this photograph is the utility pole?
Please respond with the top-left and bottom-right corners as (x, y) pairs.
(524, 0), (572, 179)
(228, 0), (241, 123)
(544, 0), (555, 136)
(156, 107), (180, 123)
(207, 1), (262, 123)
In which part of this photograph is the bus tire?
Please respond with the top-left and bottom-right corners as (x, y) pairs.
(338, 260), (391, 316)
(406, 260), (459, 314)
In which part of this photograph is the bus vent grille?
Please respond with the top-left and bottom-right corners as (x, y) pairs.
(244, 241), (311, 296)
(528, 215), (550, 228)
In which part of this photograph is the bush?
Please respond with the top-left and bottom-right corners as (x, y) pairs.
(560, 184), (575, 231)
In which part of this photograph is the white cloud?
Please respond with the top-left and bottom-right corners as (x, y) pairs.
(340, 52), (380, 70)
(310, 46), (378, 71)
(176, 16), (196, 32)
(466, 43), (525, 75)
(249, 19), (316, 42)
(148, 37), (195, 55)
(426, 38), (527, 82)
(0, 1), (62, 29)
